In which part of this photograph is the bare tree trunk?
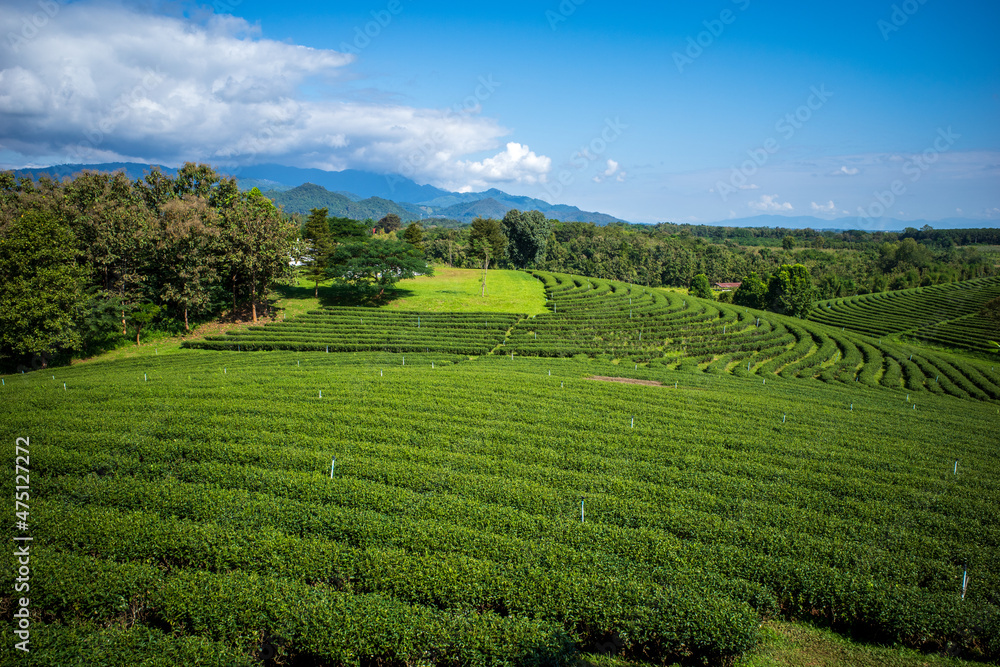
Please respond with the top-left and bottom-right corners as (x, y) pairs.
(184, 307), (189, 332)
(122, 310), (127, 336)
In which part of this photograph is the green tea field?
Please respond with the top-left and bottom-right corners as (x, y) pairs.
(2, 270), (998, 667)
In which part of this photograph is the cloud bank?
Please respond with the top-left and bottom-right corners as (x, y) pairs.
(0, 1), (550, 189)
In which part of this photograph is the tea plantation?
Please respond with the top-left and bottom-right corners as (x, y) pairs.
(2, 271), (998, 666)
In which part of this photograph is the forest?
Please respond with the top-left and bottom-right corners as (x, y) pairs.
(3, 163), (997, 370)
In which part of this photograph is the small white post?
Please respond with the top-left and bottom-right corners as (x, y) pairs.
(962, 569), (968, 599)
(548, 370), (551, 376)
(63, 383), (66, 391)
(330, 457), (335, 478)
(319, 390), (322, 398)
(782, 414), (786, 423)
(402, 357), (405, 365)
(630, 416), (634, 429)
(561, 382), (564, 388)
(580, 498), (585, 523)
(674, 381), (677, 389)
(380, 370), (383, 376)
(224, 368), (227, 374)
(144, 374), (147, 382)
(326, 346), (329, 353)
(954, 460), (958, 475)
(850, 403), (853, 411)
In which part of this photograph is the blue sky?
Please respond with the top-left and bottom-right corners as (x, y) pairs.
(1, 0), (998, 226)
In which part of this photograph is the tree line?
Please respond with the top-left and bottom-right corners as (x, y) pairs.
(0, 164), (296, 369)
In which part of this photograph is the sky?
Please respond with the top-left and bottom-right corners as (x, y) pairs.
(1, 0), (998, 226)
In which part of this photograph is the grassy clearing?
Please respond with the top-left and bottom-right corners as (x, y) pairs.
(577, 621), (983, 667)
(384, 267), (547, 314)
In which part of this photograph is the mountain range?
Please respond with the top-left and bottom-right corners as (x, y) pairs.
(8, 162), (625, 226)
(7, 162), (997, 230)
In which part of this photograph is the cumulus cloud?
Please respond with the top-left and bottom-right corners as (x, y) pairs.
(0, 1), (544, 188)
(831, 165), (859, 176)
(810, 200), (836, 214)
(453, 142), (551, 190)
(748, 194), (793, 212)
(592, 158), (625, 183)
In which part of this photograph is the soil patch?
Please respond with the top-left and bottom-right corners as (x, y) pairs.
(587, 375), (664, 387)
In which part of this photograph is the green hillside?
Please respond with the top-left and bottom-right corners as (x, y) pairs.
(808, 277), (1000, 355)
(2, 271), (998, 666)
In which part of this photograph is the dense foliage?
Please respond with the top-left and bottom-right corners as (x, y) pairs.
(0, 165), (297, 369)
(418, 215), (997, 303)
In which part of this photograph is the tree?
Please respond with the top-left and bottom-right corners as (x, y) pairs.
(128, 302), (161, 346)
(689, 273), (713, 299)
(303, 208), (334, 297)
(220, 188), (296, 323)
(766, 263), (817, 318)
(445, 229), (458, 267)
(733, 272), (769, 309)
(469, 217), (506, 297)
(154, 195), (219, 331)
(375, 213), (401, 233)
(402, 222), (425, 253)
(502, 209), (551, 268)
(782, 235), (795, 250)
(0, 209), (86, 367)
(331, 239), (431, 299)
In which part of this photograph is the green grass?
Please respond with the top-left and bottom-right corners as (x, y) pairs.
(4, 269), (999, 666)
(273, 267), (547, 317)
(384, 267), (548, 314)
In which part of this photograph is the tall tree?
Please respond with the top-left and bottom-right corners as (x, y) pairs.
(375, 213), (401, 233)
(502, 209), (551, 269)
(402, 221), (425, 253)
(0, 209), (86, 367)
(303, 208), (334, 297)
(469, 217), (507, 297)
(154, 195), (220, 331)
(689, 273), (713, 299)
(733, 272), (769, 309)
(220, 188), (296, 323)
(766, 264), (817, 318)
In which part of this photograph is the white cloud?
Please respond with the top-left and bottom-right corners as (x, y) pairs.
(592, 158), (626, 183)
(454, 142), (551, 189)
(831, 165), (859, 176)
(738, 183), (759, 190)
(0, 1), (539, 189)
(748, 194), (793, 212)
(810, 200), (836, 214)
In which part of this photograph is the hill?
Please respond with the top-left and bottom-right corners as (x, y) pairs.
(809, 277), (1000, 355)
(3, 270), (998, 665)
(262, 183), (419, 221)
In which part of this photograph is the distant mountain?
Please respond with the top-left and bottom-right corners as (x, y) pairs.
(11, 162), (177, 181)
(233, 164), (451, 204)
(708, 214), (1000, 232)
(263, 184), (418, 222)
(8, 161), (626, 225)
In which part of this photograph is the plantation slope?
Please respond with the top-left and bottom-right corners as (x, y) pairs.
(506, 272), (1000, 403)
(807, 276), (1000, 353)
(1, 351), (998, 664)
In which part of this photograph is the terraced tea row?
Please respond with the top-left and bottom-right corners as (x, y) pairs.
(183, 308), (524, 355)
(807, 276), (1000, 352)
(507, 272), (1000, 403)
(2, 353), (998, 663)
